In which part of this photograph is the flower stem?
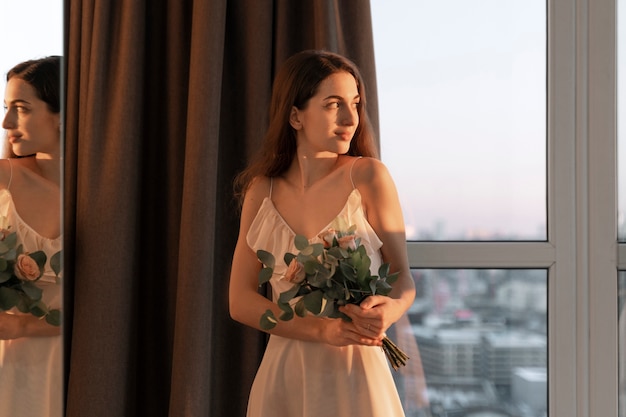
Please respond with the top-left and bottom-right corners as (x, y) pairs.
(381, 336), (409, 371)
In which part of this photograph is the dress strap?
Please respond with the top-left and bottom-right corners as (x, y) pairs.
(6, 158), (13, 191)
(349, 156), (362, 189)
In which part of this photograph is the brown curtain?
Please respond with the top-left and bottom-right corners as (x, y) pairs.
(63, 1), (378, 416)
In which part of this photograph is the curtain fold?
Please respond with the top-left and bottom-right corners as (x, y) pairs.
(64, 1), (377, 415)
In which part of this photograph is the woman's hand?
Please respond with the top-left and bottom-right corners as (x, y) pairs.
(0, 312), (60, 339)
(319, 316), (383, 347)
(0, 312), (26, 340)
(339, 295), (404, 340)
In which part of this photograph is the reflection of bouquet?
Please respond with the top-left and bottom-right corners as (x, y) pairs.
(257, 222), (409, 370)
(0, 218), (62, 326)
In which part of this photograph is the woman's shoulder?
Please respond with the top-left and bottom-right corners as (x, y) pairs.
(238, 176), (272, 234)
(350, 156), (392, 187)
(241, 176), (271, 213)
(246, 175), (271, 199)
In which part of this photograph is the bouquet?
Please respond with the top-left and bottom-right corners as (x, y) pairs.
(0, 218), (62, 326)
(257, 222), (409, 370)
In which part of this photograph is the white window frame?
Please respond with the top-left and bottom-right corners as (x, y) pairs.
(403, 1), (619, 416)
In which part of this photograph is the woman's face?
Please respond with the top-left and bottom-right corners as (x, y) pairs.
(2, 77), (60, 157)
(290, 71), (360, 156)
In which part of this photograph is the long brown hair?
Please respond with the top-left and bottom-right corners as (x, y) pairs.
(234, 50), (378, 204)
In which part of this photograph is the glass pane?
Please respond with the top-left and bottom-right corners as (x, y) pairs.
(617, 271), (626, 417)
(390, 269), (547, 416)
(371, 1), (547, 241)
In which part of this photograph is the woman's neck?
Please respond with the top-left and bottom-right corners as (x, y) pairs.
(286, 152), (340, 191)
(23, 155), (61, 186)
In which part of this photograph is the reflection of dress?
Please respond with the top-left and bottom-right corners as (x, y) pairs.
(0, 188), (62, 417)
(246, 184), (406, 417)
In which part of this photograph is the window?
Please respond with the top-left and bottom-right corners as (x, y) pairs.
(372, 1), (619, 416)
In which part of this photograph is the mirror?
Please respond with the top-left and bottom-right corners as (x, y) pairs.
(0, 1), (64, 416)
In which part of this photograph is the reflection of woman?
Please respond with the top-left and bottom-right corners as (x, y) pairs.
(229, 50), (416, 416)
(0, 56), (62, 417)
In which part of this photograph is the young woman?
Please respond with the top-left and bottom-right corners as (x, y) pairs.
(0, 56), (63, 417)
(229, 50), (416, 416)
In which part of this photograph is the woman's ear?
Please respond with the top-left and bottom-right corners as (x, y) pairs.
(289, 106), (302, 130)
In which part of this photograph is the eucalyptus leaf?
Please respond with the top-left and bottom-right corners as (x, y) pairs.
(0, 258), (7, 272)
(0, 233), (16, 255)
(338, 262), (356, 282)
(3, 232), (17, 249)
(294, 235), (309, 251)
(28, 300), (48, 318)
(284, 252), (296, 266)
(323, 283), (347, 301)
(0, 287), (18, 310)
(20, 281), (43, 301)
(45, 309), (62, 326)
(300, 245), (314, 256)
(257, 250), (275, 269)
(294, 298), (307, 317)
(303, 259), (318, 275)
(278, 302), (294, 321)
(2, 248), (16, 262)
(28, 251), (47, 270)
(386, 271), (400, 285)
(376, 280), (393, 296)
(306, 264), (331, 287)
(260, 309), (278, 330)
(15, 293), (30, 313)
(356, 257), (371, 284)
(258, 267), (274, 285)
(50, 251), (62, 276)
(0, 270), (11, 283)
(303, 290), (323, 315)
(369, 279), (378, 295)
(278, 284), (300, 304)
(378, 263), (390, 279)
(309, 243), (324, 257)
(327, 246), (348, 260)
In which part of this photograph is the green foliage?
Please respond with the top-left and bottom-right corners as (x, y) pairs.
(0, 218), (62, 326)
(256, 224), (399, 327)
(260, 309), (277, 330)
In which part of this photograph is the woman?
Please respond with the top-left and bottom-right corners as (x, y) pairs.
(229, 50), (416, 416)
(0, 56), (63, 417)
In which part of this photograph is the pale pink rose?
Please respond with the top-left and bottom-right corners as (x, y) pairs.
(14, 254), (41, 282)
(284, 258), (306, 284)
(318, 228), (337, 248)
(337, 234), (357, 251)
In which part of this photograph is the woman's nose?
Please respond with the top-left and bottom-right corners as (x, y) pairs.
(340, 106), (357, 126)
(2, 110), (14, 130)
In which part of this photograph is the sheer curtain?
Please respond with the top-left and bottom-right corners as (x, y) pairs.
(63, 1), (378, 415)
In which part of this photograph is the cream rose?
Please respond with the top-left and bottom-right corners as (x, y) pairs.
(318, 228), (337, 248)
(14, 254), (41, 282)
(337, 234), (357, 251)
(284, 258), (306, 284)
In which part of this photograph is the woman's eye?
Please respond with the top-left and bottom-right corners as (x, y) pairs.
(326, 102), (340, 109)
